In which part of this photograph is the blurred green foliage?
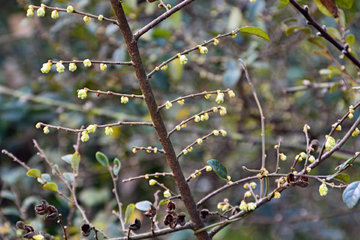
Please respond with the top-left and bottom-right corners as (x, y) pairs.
(1, 0), (360, 239)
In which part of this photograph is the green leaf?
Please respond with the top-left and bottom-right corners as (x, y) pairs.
(61, 154), (72, 164)
(158, 199), (169, 206)
(238, 26), (270, 42)
(26, 169), (41, 178)
(37, 173), (51, 184)
(43, 182), (58, 192)
(328, 65), (343, 78)
(312, 50), (332, 60)
(71, 152), (81, 173)
(152, 28), (172, 38)
(285, 26), (301, 36)
(335, 155), (358, 171)
(313, 0), (336, 17)
(343, 181), (360, 209)
(135, 200), (152, 211)
(335, 0), (353, 9)
(63, 172), (74, 182)
(334, 173), (350, 183)
(124, 203), (135, 223)
(0, 190), (15, 201)
(1, 207), (21, 217)
(346, 34), (355, 49)
(278, 0), (290, 4)
(95, 151), (109, 167)
(207, 159), (228, 180)
(308, 37), (326, 48)
(327, 27), (342, 41)
(52, 164), (61, 175)
(338, 9), (346, 28)
(330, 82), (340, 92)
(113, 158), (121, 177)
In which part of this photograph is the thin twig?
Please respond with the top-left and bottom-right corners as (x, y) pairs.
(85, 88), (144, 99)
(122, 172), (174, 183)
(109, 166), (125, 231)
(1, 150), (31, 170)
(57, 214), (68, 240)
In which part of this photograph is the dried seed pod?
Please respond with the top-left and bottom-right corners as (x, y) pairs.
(232, 206), (241, 215)
(16, 221), (25, 230)
(24, 225), (35, 233)
(46, 205), (58, 220)
(310, 139), (320, 152)
(177, 212), (186, 226)
(129, 218), (141, 231)
(166, 201), (176, 214)
(81, 223), (92, 237)
(163, 214), (173, 226)
(35, 199), (50, 215)
(200, 209), (209, 222)
(23, 231), (35, 239)
(144, 204), (157, 218)
(169, 218), (178, 229)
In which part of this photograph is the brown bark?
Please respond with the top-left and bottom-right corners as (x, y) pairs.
(109, 1), (209, 239)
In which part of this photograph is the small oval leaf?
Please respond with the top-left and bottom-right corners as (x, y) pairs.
(113, 158), (121, 177)
(63, 172), (74, 182)
(43, 182), (59, 192)
(95, 152), (109, 167)
(238, 26), (270, 41)
(26, 169), (41, 178)
(207, 159), (228, 180)
(124, 203), (135, 223)
(343, 181), (360, 209)
(335, 0), (353, 9)
(37, 173), (51, 184)
(61, 154), (73, 164)
(135, 200), (152, 211)
(71, 152), (81, 174)
(334, 173), (350, 183)
(158, 199), (169, 207)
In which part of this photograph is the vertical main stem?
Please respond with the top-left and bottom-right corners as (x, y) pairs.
(109, 1), (209, 239)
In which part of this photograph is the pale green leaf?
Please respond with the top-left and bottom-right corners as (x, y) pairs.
(278, 0), (290, 4)
(43, 182), (58, 192)
(124, 203), (135, 223)
(327, 27), (342, 41)
(61, 154), (72, 164)
(313, 0), (336, 17)
(113, 158), (121, 177)
(238, 26), (270, 41)
(26, 169), (41, 178)
(95, 151), (109, 167)
(135, 201), (152, 211)
(343, 181), (360, 209)
(63, 172), (74, 182)
(71, 152), (81, 173)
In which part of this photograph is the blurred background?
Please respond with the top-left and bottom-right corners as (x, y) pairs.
(1, 0), (360, 239)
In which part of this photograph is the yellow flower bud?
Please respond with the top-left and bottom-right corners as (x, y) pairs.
(105, 126), (113, 136)
(43, 126), (49, 134)
(98, 15), (103, 21)
(67, 5), (74, 13)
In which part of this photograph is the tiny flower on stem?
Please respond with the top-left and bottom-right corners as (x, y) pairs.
(219, 107), (227, 116)
(198, 45), (208, 54)
(78, 89), (88, 99)
(98, 15), (103, 21)
(132, 148), (137, 153)
(163, 190), (171, 198)
(325, 135), (335, 151)
(36, 123), (41, 129)
(37, 7), (45, 17)
(178, 54), (188, 65)
(105, 126), (113, 136)
(83, 16), (91, 23)
(194, 115), (201, 122)
(100, 63), (107, 71)
(217, 203), (223, 210)
(43, 126), (49, 134)
(216, 92), (225, 104)
(247, 202), (256, 211)
(279, 153), (287, 161)
(165, 101), (172, 109)
(81, 131), (89, 142)
(240, 200), (247, 211)
(213, 130), (219, 136)
(274, 191), (281, 199)
(212, 107), (218, 113)
(206, 165), (212, 171)
(250, 182), (257, 189)
(56, 62), (65, 73)
(244, 191), (251, 198)
(149, 179), (156, 186)
(41, 61), (52, 74)
(86, 124), (97, 133)
(67, 5), (74, 13)
(348, 113), (353, 119)
(308, 155), (315, 163)
(83, 59), (92, 67)
(69, 62), (77, 72)
(213, 39), (219, 45)
(228, 90), (236, 98)
(27, 8), (34, 17)
(219, 129), (227, 137)
(352, 128), (360, 137)
(319, 182), (328, 196)
(121, 96), (129, 104)
(161, 64), (168, 70)
(231, 31), (237, 38)
(197, 138), (203, 145)
(51, 10), (59, 19)
(177, 99), (184, 106)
